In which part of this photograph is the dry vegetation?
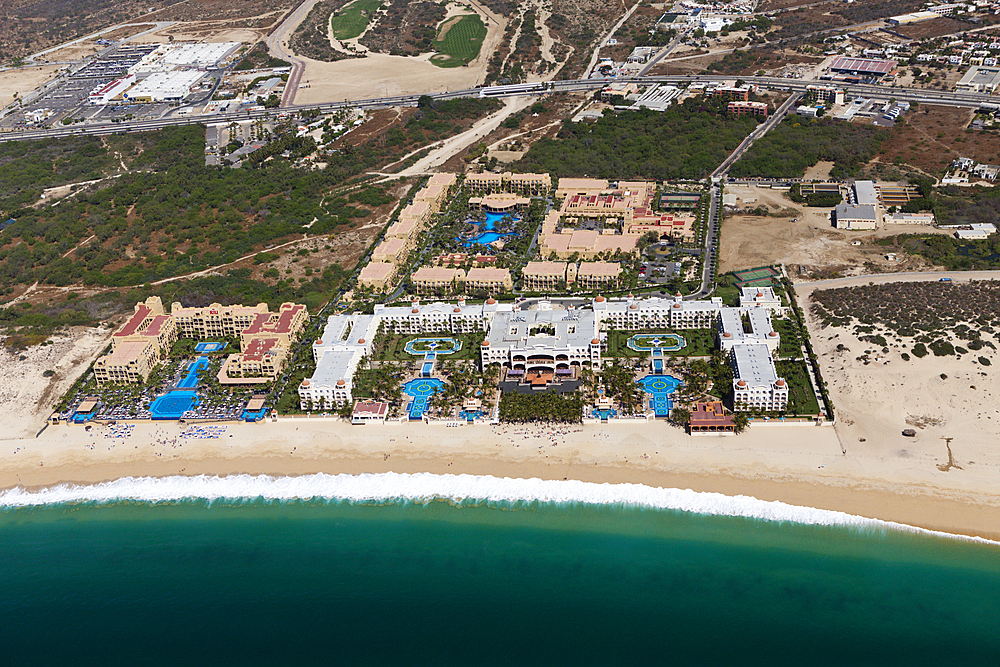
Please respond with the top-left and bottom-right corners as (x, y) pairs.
(873, 105), (1000, 177)
(359, 0), (446, 56)
(889, 17), (970, 40)
(811, 281), (1000, 357)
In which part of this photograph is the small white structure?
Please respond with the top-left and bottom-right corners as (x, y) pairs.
(738, 286), (783, 314)
(954, 223), (997, 240)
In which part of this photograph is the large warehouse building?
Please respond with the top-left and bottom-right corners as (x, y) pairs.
(123, 70), (205, 103)
(827, 57), (898, 77)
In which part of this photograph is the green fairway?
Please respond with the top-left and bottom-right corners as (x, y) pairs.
(330, 0), (381, 41)
(430, 14), (486, 68)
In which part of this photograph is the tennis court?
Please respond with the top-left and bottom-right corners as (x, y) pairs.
(194, 342), (227, 353)
(733, 266), (780, 288)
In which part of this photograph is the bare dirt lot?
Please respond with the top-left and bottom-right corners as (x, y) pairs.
(874, 104), (1000, 177)
(890, 17), (970, 40)
(0, 63), (62, 103)
(718, 185), (949, 279)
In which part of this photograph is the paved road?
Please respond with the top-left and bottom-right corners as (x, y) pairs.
(796, 270), (1000, 294)
(265, 0), (320, 107)
(1, 73), (996, 143)
(711, 92), (802, 180)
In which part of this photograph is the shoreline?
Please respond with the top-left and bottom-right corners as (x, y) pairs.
(4, 420), (1000, 542)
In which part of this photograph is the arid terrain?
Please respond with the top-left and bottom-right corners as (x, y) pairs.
(718, 185), (951, 279)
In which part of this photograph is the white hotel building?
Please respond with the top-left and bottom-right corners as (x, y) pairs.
(481, 305), (603, 375)
(299, 292), (788, 413)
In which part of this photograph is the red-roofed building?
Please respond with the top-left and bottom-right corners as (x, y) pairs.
(241, 303), (308, 348)
(352, 400), (389, 424)
(689, 401), (736, 435)
(218, 336), (288, 384)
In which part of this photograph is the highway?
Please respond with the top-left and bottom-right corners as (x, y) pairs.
(2, 73), (996, 144)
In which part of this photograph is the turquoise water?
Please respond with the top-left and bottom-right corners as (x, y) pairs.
(459, 211), (520, 247)
(1, 486), (999, 666)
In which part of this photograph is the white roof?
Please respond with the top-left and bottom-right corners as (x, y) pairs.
(854, 180), (879, 206)
(731, 344), (780, 387)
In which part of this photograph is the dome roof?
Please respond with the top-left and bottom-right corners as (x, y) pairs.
(723, 332), (732, 338)
(591, 338), (600, 345)
(301, 379), (310, 387)
(775, 379), (786, 387)
(453, 308), (461, 313)
(481, 340), (490, 347)
(412, 308), (419, 314)
(486, 297), (497, 305)
(756, 291), (764, 297)
(672, 303), (681, 309)
(358, 338), (366, 344)
(336, 379), (346, 387)
(315, 339), (323, 345)
(769, 331), (778, 337)
(736, 380), (747, 388)
(595, 296), (606, 303)
(629, 303), (638, 310)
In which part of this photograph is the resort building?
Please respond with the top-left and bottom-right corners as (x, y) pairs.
(413, 173), (456, 209)
(689, 401), (736, 435)
(728, 101), (769, 117)
(301, 299), (514, 407)
(465, 267), (513, 294)
(717, 307), (780, 352)
(522, 261), (569, 291)
(465, 172), (551, 196)
(358, 262), (397, 292)
(594, 294), (724, 330)
(730, 344), (788, 412)
(299, 313), (380, 409)
(219, 337), (288, 384)
(96, 297), (306, 386)
(481, 307), (603, 375)
(468, 193), (531, 214)
(111, 296), (179, 355)
(93, 340), (159, 385)
(410, 266), (465, 294)
(352, 400), (389, 424)
(170, 302), (268, 338)
(576, 262), (622, 290)
(372, 237), (408, 264)
(240, 303), (308, 349)
(738, 286), (783, 314)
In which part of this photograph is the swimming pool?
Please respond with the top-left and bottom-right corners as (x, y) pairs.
(149, 390), (199, 420)
(177, 356), (210, 389)
(402, 377), (445, 420)
(636, 374), (682, 418)
(459, 211), (520, 247)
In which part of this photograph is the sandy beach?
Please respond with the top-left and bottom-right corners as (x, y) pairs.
(5, 416), (1000, 541)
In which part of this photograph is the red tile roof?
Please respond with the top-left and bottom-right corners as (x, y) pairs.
(115, 304), (151, 337)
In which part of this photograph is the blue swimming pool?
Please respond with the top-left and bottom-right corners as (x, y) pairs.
(459, 211), (520, 247)
(177, 356), (210, 389)
(149, 390), (199, 420)
(636, 374), (682, 418)
(403, 377), (445, 420)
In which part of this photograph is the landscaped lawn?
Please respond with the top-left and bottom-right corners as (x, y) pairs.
(430, 14), (486, 68)
(331, 0), (381, 41)
(377, 333), (482, 361)
(775, 360), (820, 416)
(607, 329), (715, 357)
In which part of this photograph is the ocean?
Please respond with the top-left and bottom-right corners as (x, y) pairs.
(1, 473), (998, 666)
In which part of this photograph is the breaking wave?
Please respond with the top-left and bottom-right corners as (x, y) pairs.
(0, 472), (994, 544)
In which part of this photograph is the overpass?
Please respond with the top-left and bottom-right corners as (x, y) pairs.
(1, 74), (996, 144)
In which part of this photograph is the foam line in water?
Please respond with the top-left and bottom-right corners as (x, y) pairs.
(0, 472), (995, 544)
